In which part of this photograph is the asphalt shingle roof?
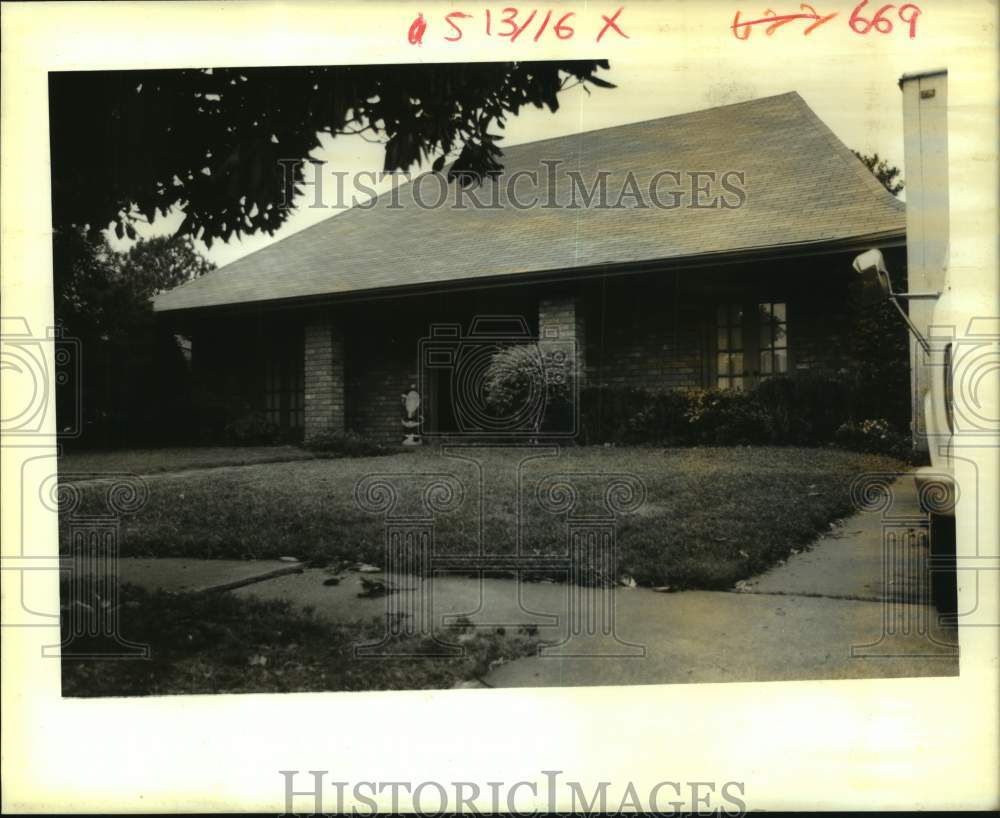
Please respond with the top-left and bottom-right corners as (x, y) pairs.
(154, 91), (905, 313)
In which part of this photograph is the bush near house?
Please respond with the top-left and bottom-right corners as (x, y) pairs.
(223, 410), (283, 445)
(482, 338), (909, 455)
(302, 429), (391, 457)
(577, 374), (912, 458)
(834, 418), (912, 460)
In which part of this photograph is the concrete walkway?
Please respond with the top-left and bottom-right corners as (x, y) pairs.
(480, 476), (957, 686)
(85, 558), (305, 594)
(740, 477), (931, 602)
(97, 476), (958, 686)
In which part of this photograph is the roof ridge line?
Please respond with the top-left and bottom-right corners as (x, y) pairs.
(497, 90), (803, 152)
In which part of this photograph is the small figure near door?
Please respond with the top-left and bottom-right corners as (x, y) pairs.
(401, 384), (422, 446)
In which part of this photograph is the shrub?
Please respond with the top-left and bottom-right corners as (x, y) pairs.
(683, 389), (771, 445)
(223, 410), (281, 445)
(303, 429), (388, 457)
(482, 343), (573, 435)
(579, 375), (910, 450)
(844, 280), (912, 430)
(626, 390), (692, 443)
(578, 387), (688, 444)
(754, 373), (849, 444)
(835, 418), (912, 459)
(581, 386), (776, 446)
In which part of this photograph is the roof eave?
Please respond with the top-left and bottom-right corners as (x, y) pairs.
(154, 228), (906, 319)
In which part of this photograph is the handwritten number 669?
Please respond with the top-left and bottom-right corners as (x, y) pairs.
(849, 1), (921, 39)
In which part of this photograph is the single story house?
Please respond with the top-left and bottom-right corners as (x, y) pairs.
(153, 91), (907, 443)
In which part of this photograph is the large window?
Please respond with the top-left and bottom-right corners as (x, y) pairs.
(264, 328), (305, 432)
(714, 301), (788, 389)
(758, 302), (788, 377)
(716, 303), (745, 390)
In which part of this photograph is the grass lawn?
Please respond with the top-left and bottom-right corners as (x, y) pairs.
(62, 445), (909, 589)
(59, 444), (319, 475)
(61, 584), (537, 697)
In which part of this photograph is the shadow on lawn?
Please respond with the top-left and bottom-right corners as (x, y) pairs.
(60, 583), (540, 697)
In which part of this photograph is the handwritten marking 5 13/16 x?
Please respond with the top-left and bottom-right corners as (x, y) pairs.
(407, 7), (629, 45)
(732, 1), (922, 40)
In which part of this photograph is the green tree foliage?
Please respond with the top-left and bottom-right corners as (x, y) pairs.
(49, 62), (614, 243)
(55, 230), (214, 346)
(54, 231), (214, 445)
(852, 150), (904, 196)
(847, 150), (910, 433)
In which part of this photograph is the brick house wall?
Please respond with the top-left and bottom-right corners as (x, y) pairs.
(582, 274), (706, 391)
(303, 316), (345, 441)
(179, 246), (906, 444)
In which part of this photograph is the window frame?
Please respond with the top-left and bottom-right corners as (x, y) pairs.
(263, 325), (305, 433)
(710, 299), (790, 390)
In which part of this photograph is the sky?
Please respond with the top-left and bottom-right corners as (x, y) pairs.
(108, 50), (918, 270)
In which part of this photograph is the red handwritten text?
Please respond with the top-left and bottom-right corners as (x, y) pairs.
(407, 7), (628, 44)
(732, 1), (921, 39)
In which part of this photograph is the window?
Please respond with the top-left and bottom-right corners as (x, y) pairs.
(714, 301), (788, 389)
(716, 303), (744, 390)
(758, 302), (788, 377)
(264, 328), (305, 431)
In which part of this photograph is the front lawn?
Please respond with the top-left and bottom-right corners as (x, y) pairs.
(61, 446), (908, 590)
(59, 444), (318, 475)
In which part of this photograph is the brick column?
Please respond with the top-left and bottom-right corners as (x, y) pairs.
(538, 292), (586, 383)
(304, 318), (345, 441)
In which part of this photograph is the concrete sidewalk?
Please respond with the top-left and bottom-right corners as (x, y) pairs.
(480, 476), (957, 687)
(83, 557), (304, 594)
(229, 564), (956, 685)
(740, 477), (931, 602)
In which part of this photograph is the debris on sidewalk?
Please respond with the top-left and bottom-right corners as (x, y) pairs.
(358, 576), (397, 598)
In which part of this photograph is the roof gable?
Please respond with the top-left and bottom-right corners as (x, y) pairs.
(155, 91), (905, 312)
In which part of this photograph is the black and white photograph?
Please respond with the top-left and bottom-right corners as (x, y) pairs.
(46, 56), (963, 695)
(2, 1), (997, 813)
